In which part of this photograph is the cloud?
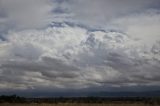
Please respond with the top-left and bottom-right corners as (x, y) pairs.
(0, 0), (160, 91)
(60, 0), (160, 27)
(0, 24), (160, 90)
(0, 0), (55, 31)
(111, 9), (160, 46)
(0, 56), (80, 89)
(0, 0), (160, 31)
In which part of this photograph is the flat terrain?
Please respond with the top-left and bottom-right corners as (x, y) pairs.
(0, 103), (159, 106)
(1, 96), (160, 106)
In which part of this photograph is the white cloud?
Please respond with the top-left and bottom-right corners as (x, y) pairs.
(0, 24), (160, 90)
(112, 9), (160, 46)
(0, 0), (55, 31)
(0, 0), (160, 91)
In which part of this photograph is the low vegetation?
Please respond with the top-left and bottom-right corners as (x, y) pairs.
(0, 103), (159, 106)
(0, 95), (160, 106)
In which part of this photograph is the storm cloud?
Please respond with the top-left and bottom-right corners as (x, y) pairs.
(0, 0), (160, 92)
(0, 23), (160, 90)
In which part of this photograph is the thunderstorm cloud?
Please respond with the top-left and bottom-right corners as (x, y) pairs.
(0, 0), (160, 93)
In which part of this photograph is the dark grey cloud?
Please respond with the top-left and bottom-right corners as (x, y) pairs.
(0, 56), (80, 89)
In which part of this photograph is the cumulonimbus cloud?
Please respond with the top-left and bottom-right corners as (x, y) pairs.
(0, 0), (160, 92)
(0, 23), (160, 90)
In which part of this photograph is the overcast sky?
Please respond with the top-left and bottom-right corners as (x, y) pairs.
(0, 0), (160, 96)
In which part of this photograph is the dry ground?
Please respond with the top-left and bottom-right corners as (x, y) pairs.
(0, 103), (159, 106)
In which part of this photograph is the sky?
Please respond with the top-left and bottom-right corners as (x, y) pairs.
(0, 0), (160, 96)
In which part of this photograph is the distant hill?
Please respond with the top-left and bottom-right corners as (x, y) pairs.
(87, 91), (160, 97)
(1, 91), (160, 97)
